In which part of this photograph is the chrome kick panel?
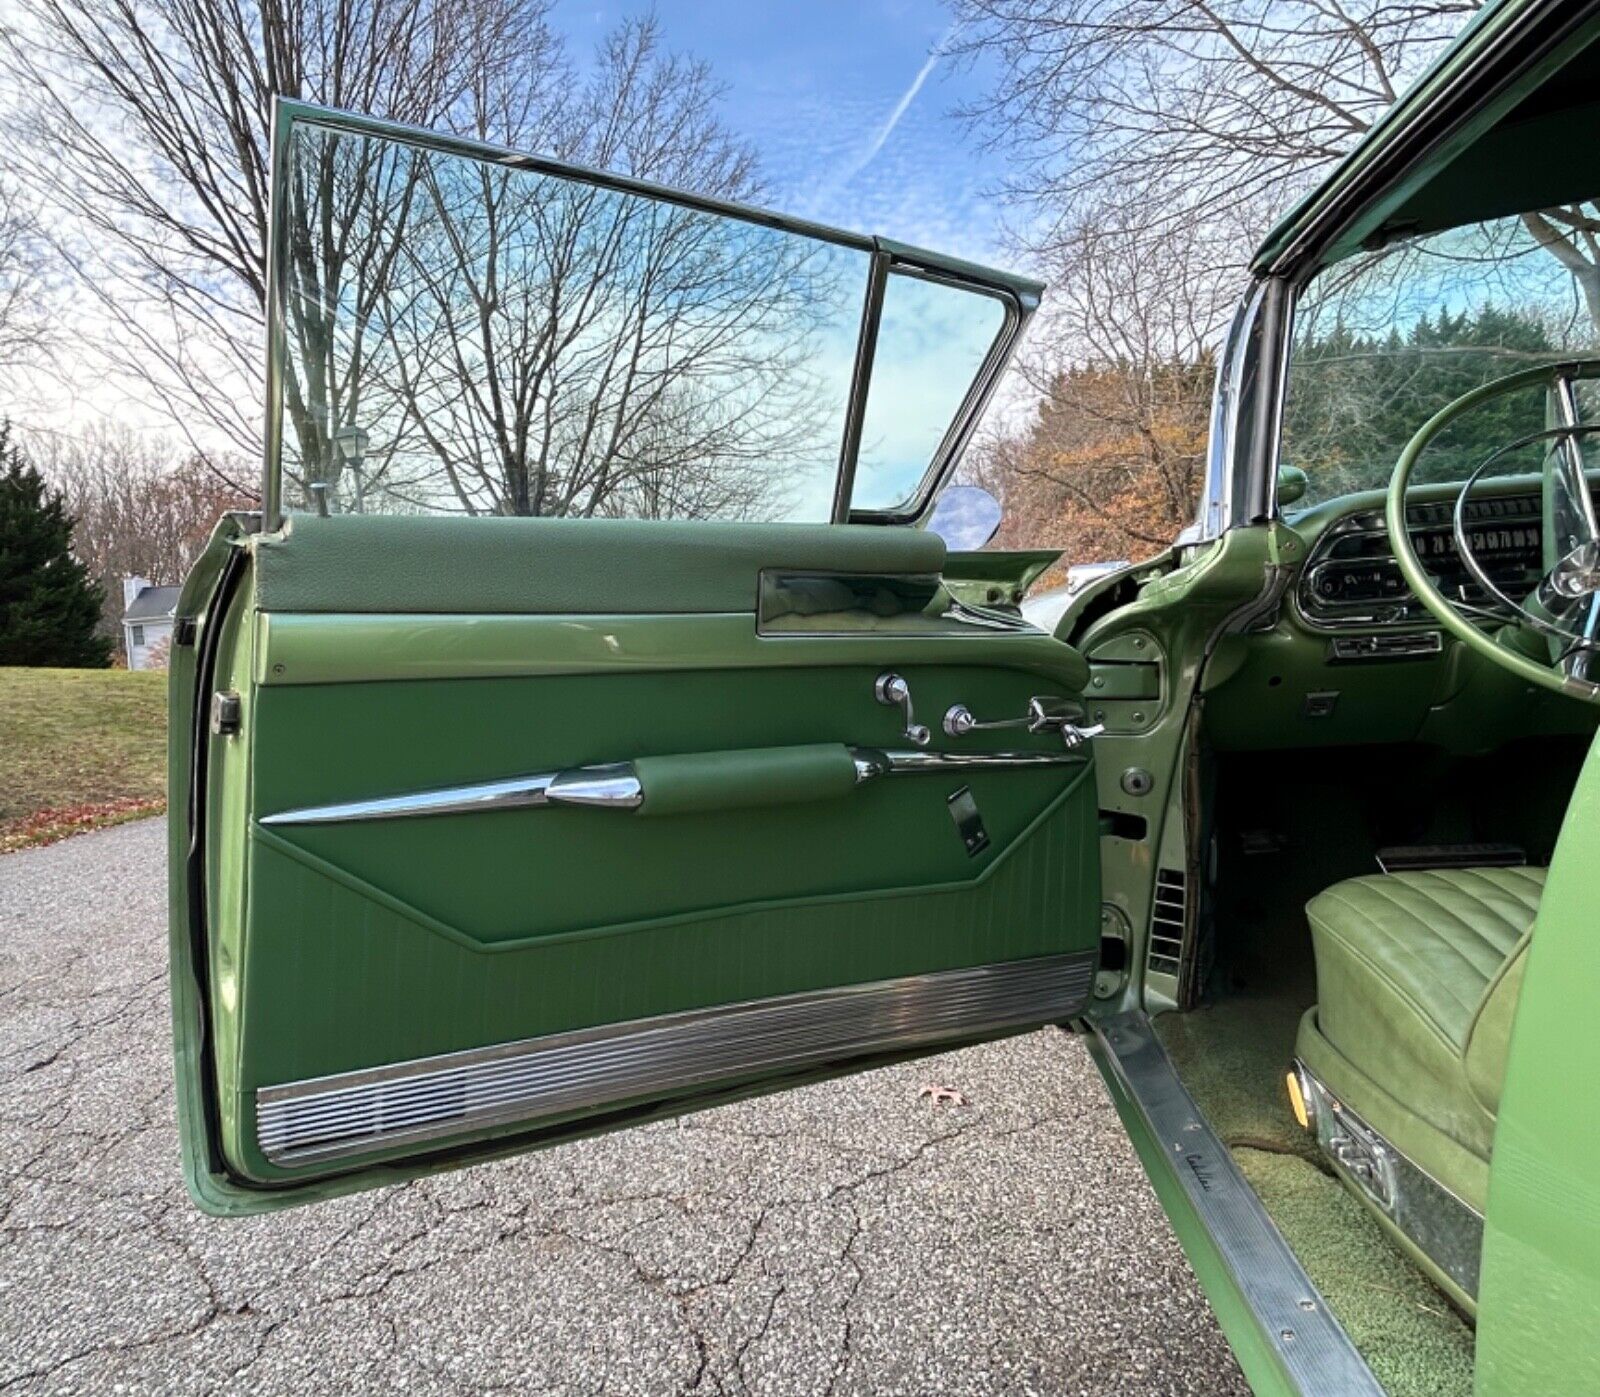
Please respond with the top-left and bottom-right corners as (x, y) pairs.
(257, 952), (1097, 1167)
(1294, 1062), (1484, 1299)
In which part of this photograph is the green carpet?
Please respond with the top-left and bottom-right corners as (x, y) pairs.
(1236, 1149), (1475, 1397)
(1155, 999), (1476, 1396)
(1151, 991), (1318, 1162)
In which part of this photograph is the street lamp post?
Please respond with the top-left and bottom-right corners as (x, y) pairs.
(333, 425), (371, 513)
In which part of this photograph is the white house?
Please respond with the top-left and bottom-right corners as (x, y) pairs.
(121, 576), (181, 671)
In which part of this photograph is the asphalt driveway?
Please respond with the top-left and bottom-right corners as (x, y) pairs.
(0, 818), (1246, 1395)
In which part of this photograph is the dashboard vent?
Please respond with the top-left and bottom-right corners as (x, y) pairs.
(1148, 868), (1187, 978)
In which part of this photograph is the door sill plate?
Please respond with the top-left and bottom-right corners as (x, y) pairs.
(257, 951), (1095, 1167)
(1091, 1011), (1383, 1396)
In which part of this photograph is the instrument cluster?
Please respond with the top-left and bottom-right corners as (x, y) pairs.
(1297, 493), (1547, 630)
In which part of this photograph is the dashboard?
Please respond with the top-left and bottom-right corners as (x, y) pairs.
(1296, 488), (1577, 633)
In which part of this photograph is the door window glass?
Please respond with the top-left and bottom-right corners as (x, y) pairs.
(274, 122), (869, 521)
(849, 271), (1008, 513)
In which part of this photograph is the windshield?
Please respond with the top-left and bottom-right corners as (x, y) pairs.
(267, 110), (1017, 523)
(1281, 211), (1600, 509)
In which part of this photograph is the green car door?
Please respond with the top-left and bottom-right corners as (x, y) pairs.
(168, 101), (1104, 1215)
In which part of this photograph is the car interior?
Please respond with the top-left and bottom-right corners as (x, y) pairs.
(1037, 27), (1600, 1376)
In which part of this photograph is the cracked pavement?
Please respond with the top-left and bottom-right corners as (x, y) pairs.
(0, 818), (1247, 1395)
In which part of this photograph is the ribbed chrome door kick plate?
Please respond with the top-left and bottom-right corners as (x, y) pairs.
(256, 951), (1095, 1167)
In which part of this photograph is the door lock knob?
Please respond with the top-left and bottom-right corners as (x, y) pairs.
(875, 672), (931, 747)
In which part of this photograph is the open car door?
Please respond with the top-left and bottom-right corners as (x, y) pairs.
(169, 101), (1102, 1214)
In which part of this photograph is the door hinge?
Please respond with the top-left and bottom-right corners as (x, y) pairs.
(210, 690), (242, 737)
(173, 616), (197, 647)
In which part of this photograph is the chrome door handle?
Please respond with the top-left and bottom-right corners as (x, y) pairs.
(943, 697), (1104, 749)
(874, 672), (931, 747)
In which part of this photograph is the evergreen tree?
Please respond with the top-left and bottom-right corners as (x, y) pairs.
(0, 422), (112, 667)
(1283, 304), (1560, 502)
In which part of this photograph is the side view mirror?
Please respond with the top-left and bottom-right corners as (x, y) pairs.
(927, 485), (1003, 551)
(1278, 464), (1309, 507)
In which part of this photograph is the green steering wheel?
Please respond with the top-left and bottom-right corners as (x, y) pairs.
(1387, 358), (1600, 704)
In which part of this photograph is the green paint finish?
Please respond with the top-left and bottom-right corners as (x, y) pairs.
(1476, 726), (1600, 1393)
(1251, 0), (1600, 274)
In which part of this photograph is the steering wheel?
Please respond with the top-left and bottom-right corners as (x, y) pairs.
(1388, 358), (1600, 704)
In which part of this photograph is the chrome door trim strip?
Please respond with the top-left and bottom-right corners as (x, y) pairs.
(261, 748), (1088, 825)
(256, 951), (1096, 1166)
(259, 771), (561, 825)
(850, 747), (1089, 781)
(1091, 1012), (1384, 1397)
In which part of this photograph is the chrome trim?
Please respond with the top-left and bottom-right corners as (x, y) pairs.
(263, 99), (1040, 527)
(873, 671), (931, 747)
(259, 772), (562, 825)
(848, 747), (1091, 782)
(1295, 1061), (1484, 1299)
(256, 952), (1097, 1166)
(545, 763), (643, 810)
(942, 694), (1079, 739)
(261, 746), (1088, 825)
(1094, 1014), (1383, 1395)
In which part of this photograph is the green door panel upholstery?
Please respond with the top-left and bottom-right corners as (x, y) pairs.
(632, 744), (859, 817)
(253, 611), (1091, 692)
(183, 517), (1103, 1209)
(1296, 865), (1544, 1212)
(254, 514), (945, 614)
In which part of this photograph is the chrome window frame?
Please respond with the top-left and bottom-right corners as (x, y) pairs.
(1194, 275), (1294, 541)
(260, 98), (1040, 530)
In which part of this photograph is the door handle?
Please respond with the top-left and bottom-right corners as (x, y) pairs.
(943, 697), (1104, 749)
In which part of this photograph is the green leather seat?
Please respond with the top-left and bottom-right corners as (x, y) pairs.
(1295, 865), (1542, 1215)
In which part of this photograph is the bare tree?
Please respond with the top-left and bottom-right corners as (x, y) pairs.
(952, 0), (1476, 267)
(972, 208), (1219, 562)
(264, 18), (834, 520)
(0, 182), (51, 377)
(948, 0), (1516, 559)
(35, 424), (254, 634)
(1, 0), (770, 494)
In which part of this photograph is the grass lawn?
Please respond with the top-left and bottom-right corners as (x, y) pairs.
(0, 667), (168, 852)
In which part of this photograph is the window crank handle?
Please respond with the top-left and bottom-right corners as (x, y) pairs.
(874, 672), (931, 747)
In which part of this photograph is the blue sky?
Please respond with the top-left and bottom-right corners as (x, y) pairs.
(551, 0), (1026, 276)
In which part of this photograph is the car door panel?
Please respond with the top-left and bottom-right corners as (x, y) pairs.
(177, 516), (1102, 1206)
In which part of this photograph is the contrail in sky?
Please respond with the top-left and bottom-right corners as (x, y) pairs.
(824, 20), (961, 195)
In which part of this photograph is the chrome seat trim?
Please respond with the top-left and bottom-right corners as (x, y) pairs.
(256, 951), (1096, 1167)
(1294, 1060), (1484, 1300)
(1092, 1012), (1383, 1396)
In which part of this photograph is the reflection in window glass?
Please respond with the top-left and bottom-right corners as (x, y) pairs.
(1282, 215), (1600, 508)
(274, 123), (869, 521)
(850, 273), (1007, 512)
